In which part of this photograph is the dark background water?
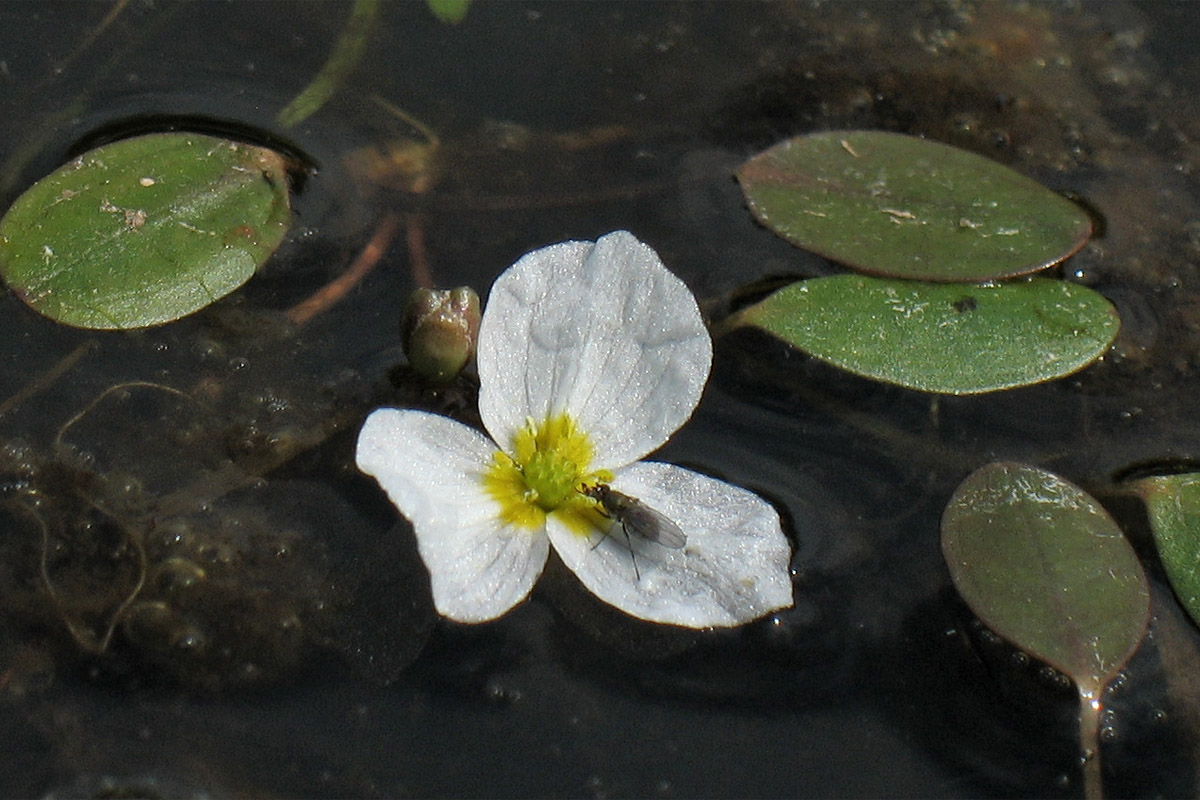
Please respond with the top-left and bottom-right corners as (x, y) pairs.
(0, 2), (1198, 797)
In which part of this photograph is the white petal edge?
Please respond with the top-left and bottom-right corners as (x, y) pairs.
(477, 231), (712, 469)
(546, 460), (793, 628)
(356, 408), (550, 623)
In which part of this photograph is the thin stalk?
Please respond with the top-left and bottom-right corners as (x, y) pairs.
(0, 341), (95, 419)
(276, 0), (380, 129)
(1078, 681), (1104, 800)
(285, 210), (401, 326)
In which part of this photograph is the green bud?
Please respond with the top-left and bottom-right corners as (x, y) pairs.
(401, 286), (481, 382)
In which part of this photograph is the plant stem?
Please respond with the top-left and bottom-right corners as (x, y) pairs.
(1078, 681), (1104, 800)
(285, 210), (401, 326)
(707, 308), (747, 341)
(0, 341), (95, 419)
(276, 0), (379, 129)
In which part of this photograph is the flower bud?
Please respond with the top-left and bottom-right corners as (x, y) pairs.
(401, 286), (481, 382)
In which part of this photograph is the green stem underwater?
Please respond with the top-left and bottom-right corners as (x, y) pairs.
(276, 0), (379, 129)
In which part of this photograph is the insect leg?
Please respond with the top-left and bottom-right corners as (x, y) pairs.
(587, 516), (641, 582)
(620, 520), (641, 582)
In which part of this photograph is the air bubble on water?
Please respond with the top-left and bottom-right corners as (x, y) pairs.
(484, 677), (523, 705)
(236, 662), (263, 683)
(277, 614), (303, 638)
(585, 775), (606, 797)
(1036, 664), (1070, 690)
(170, 626), (207, 653)
(158, 519), (192, 548)
(976, 626), (1000, 645)
(0, 440), (38, 476)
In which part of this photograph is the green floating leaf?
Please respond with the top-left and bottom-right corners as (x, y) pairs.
(1129, 473), (1200, 628)
(942, 462), (1150, 695)
(735, 130), (1092, 282)
(0, 132), (291, 330)
(735, 274), (1119, 395)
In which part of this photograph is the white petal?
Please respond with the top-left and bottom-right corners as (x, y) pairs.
(477, 231), (712, 469)
(356, 408), (550, 623)
(547, 461), (793, 628)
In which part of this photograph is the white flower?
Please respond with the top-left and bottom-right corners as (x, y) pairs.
(356, 230), (793, 627)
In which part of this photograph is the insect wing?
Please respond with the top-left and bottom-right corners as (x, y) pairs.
(621, 498), (687, 549)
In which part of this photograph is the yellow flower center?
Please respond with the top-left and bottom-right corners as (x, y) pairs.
(482, 412), (611, 534)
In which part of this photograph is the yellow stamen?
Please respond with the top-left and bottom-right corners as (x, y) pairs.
(481, 412), (612, 533)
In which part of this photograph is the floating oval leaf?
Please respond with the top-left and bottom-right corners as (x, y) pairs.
(0, 132), (291, 329)
(733, 274), (1119, 395)
(735, 130), (1092, 281)
(1129, 473), (1200, 628)
(942, 462), (1149, 695)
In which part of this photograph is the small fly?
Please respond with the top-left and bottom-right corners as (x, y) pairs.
(580, 483), (686, 580)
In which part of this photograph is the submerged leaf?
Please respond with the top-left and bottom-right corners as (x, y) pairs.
(734, 274), (1119, 395)
(942, 462), (1149, 693)
(0, 132), (291, 330)
(426, 0), (471, 24)
(735, 130), (1092, 281)
(1129, 473), (1200, 628)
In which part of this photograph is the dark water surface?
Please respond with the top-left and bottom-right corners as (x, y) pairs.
(0, 2), (1198, 797)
